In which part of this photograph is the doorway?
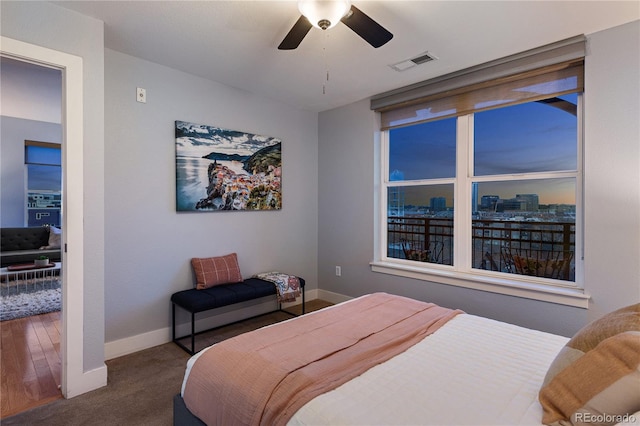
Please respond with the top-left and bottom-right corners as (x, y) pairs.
(0, 57), (63, 416)
(1, 35), (101, 404)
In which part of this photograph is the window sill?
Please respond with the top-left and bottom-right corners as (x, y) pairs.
(370, 260), (590, 309)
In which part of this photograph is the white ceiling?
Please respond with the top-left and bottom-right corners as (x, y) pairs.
(53, 1), (638, 113)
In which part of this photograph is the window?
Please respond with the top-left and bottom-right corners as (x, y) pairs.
(371, 37), (588, 307)
(387, 118), (456, 266)
(471, 96), (578, 281)
(25, 141), (61, 227)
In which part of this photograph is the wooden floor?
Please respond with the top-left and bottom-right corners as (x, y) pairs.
(1, 311), (62, 418)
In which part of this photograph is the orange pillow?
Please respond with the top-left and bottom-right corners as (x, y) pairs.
(539, 303), (640, 425)
(191, 253), (243, 289)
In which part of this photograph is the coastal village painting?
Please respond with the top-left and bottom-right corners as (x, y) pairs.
(175, 120), (282, 212)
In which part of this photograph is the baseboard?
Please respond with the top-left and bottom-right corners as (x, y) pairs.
(65, 364), (108, 398)
(281, 288), (320, 309)
(317, 289), (352, 304)
(105, 327), (172, 360)
(104, 291), (332, 360)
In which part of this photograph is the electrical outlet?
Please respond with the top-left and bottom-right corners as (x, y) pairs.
(335, 266), (341, 276)
(136, 87), (147, 103)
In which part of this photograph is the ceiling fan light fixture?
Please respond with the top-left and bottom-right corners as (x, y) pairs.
(298, 0), (351, 30)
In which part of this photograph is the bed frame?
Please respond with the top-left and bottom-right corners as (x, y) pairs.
(173, 394), (205, 425)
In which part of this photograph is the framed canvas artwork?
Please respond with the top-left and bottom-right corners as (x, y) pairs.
(175, 120), (282, 211)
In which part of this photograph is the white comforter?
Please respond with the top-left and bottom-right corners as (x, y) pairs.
(288, 313), (569, 426)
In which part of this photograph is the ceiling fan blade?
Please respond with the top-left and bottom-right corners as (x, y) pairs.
(341, 5), (393, 48)
(278, 15), (313, 50)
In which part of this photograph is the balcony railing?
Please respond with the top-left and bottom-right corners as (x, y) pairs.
(387, 216), (575, 281)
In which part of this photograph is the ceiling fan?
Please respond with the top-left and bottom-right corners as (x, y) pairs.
(278, 0), (393, 50)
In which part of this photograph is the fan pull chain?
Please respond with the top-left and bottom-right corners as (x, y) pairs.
(322, 32), (329, 95)
(323, 71), (329, 94)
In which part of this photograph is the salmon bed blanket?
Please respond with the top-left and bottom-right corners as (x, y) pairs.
(182, 292), (463, 426)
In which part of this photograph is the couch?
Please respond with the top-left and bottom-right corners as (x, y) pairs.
(0, 226), (62, 267)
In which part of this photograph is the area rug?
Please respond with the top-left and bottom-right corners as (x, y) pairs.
(0, 280), (61, 321)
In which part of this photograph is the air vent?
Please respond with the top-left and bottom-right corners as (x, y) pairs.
(389, 51), (438, 72)
(411, 52), (437, 65)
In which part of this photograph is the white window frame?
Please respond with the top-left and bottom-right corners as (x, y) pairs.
(371, 96), (588, 309)
(24, 141), (62, 227)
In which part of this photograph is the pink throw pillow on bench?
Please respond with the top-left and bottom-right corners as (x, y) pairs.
(191, 253), (243, 290)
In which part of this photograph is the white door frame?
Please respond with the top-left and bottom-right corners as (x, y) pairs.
(1, 36), (107, 398)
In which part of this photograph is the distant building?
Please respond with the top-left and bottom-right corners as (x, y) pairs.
(502, 199), (527, 211)
(430, 197), (447, 212)
(500, 194), (539, 212)
(388, 170), (405, 216)
(480, 195), (500, 211)
(472, 184), (479, 214)
(514, 194), (539, 211)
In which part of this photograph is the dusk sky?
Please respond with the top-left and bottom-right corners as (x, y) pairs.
(26, 144), (62, 191)
(389, 94), (578, 206)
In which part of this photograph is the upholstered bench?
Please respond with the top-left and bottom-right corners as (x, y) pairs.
(171, 277), (305, 355)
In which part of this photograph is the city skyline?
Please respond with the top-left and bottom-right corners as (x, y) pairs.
(394, 178), (576, 210)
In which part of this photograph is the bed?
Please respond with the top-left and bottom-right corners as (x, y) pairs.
(176, 293), (640, 426)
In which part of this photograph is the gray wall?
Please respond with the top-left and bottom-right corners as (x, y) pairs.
(104, 49), (318, 342)
(1, 0), (106, 370)
(318, 21), (640, 337)
(0, 116), (62, 227)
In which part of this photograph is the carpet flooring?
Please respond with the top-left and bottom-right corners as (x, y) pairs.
(2, 300), (332, 425)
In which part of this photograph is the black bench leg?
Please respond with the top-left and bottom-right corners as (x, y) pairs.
(172, 303), (196, 356)
(190, 312), (195, 355)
